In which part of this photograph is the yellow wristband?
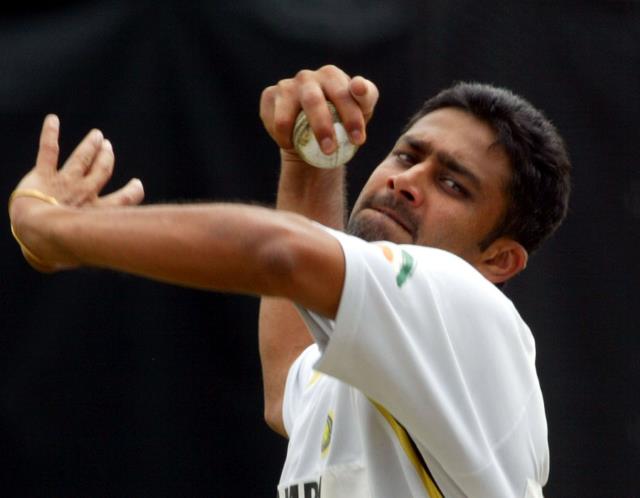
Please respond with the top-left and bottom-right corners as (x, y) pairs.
(8, 188), (59, 267)
(8, 188), (59, 210)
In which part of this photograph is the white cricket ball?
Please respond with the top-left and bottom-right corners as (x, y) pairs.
(293, 102), (358, 169)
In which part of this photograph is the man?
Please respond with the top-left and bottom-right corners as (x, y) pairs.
(8, 65), (570, 497)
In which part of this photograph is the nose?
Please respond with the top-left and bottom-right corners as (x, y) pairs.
(386, 168), (424, 206)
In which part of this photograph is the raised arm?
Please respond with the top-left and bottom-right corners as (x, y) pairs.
(258, 65), (378, 435)
(8, 115), (345, 318)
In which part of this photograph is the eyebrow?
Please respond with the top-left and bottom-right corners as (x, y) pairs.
(401, 135), (483, 193)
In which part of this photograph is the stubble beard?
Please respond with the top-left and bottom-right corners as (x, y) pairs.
(345, 192), (419, 244)
(346, 211), (395, 242)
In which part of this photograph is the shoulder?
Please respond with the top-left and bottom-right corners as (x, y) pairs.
(356, 236), (513, 310)
(320, 226), (493, 289)
(316, 227), (521, 322)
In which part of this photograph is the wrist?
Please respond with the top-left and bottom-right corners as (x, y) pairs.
(277, 149), (346, 229)
(280, 148), (319, 170)
(8, 189), (69, 270)
(279, 147), (346, 177)
(9, 188), (58, 220)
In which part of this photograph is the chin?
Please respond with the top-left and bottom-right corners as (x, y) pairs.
(346, 212), (410, 244)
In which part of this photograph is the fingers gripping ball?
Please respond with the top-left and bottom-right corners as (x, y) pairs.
(293, 102), (358, 169)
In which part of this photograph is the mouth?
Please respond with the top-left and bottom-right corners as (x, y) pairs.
(348, 192), (419, 243)
(369, 206), (412, 235)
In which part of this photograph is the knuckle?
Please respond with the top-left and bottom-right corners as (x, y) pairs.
(299, 91), (324, 108)
(319, 64), (340, 75)
(102, 159), (114, 174)
(343, 116), (363, 132)
(276, 79), (296, 97)
(316, 124), (334, 138)
(278, 78), (294, 89)
(260, 85), (276, 102)
(41, 141), (59, 155)
(294, 69), (313, 81)
(308, 119), (333, 138)
(80, 153), (93, 169)
(273, 116), (291, 136)
(332, 88), (353, 104)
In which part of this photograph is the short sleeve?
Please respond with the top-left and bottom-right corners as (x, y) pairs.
(296, 228), (548, 496)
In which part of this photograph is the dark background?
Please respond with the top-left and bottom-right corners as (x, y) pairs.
(1, 1), (638, 496)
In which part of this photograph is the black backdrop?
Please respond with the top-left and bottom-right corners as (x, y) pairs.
(1, 1), (638, 496)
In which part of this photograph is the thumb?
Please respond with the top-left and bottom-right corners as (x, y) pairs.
(349, 76), (379, 123)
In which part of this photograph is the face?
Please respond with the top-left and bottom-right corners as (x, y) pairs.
(347, 107), (512, 266)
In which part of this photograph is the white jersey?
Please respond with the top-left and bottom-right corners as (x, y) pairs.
(277, 228), (548, 498)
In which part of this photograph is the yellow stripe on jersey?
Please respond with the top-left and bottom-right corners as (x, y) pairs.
(372, 401), (444, 498)
(307, 370), (323, 387)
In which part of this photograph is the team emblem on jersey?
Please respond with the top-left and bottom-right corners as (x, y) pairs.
(375, 242), (417, 288)
(321, 410), (334, 457)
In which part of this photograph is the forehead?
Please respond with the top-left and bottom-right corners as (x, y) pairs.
(404, 107), (511, 191)
(405, 108), (498, 159)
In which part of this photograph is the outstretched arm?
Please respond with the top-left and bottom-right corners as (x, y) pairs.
(8, 115), (345, 319)
(258, 65), (378, 435)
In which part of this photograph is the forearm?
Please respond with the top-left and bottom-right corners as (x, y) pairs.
(259, 154), (347, 436)
(275, 151), (347, 228)
(12, 201), (343, 316)
(258, 66), (378, 435)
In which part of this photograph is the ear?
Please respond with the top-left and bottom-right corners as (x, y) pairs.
(476, 237), (528, 285)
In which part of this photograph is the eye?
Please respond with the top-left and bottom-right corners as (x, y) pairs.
(440, 177), (469, 197)
(392, 150), (417, 166)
